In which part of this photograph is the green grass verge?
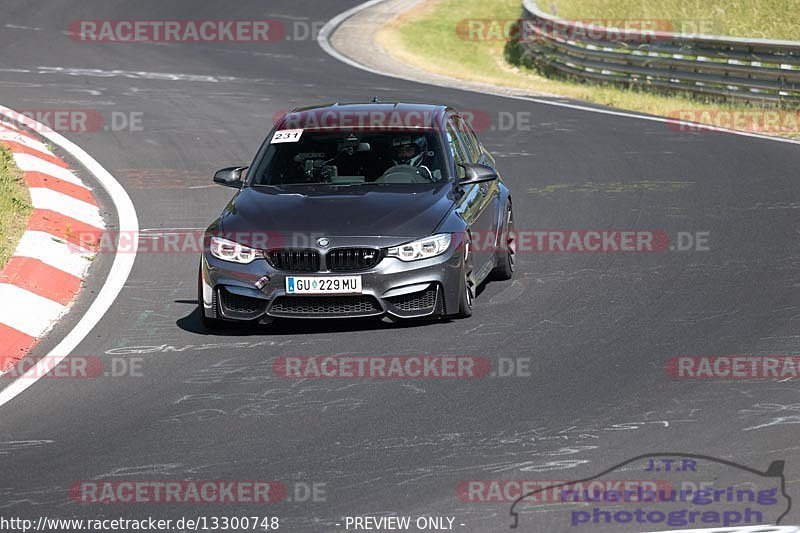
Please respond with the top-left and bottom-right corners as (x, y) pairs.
(0, 146), (32, 269)
(544, 0), (800, 41)
(379, 0), (799, 138)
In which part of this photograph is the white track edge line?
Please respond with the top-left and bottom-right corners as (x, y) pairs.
(318, 0), (800, 147)
(0, 104), (139, 408)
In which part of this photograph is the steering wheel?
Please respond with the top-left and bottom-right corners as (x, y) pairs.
(375, 164), (433, 184)
(417, 165), (433, 181)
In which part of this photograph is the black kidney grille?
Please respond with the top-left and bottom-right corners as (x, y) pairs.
(326, 248), (383, 271)
(267, 249), (320, 272)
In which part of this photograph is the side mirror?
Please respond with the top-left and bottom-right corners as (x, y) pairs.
(213, 166), (247, 188)
(458, 163), (498, 185)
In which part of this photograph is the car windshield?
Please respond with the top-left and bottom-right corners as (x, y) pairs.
(251, 129), (447, 186)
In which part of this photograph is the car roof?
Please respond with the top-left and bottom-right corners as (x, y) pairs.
(276, 102), (450, 132)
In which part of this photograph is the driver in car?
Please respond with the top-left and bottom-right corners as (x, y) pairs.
(389, 136), (435, 181)
(392, 135), (426, 166)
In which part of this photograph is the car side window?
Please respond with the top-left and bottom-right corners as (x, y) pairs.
(455, 115), (481, 163)
(466, 124), (483, 162)
(446, 120), (467, 178)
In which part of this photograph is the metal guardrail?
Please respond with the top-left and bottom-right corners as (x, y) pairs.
(517, 0), (800, 105)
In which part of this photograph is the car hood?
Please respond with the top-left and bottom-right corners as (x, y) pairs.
(218, 184), (456, 239)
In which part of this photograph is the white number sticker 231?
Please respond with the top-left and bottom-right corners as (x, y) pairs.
(270, 129), (303, 144)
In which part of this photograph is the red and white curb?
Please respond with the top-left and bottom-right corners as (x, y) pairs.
(0, 120), (105, 372)
(0, 105), (137, 407)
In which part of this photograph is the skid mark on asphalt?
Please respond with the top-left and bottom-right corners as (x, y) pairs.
(401, 383), (426, 393)
(0, 440), (53, 455)
(325, 416), (697, 476)
(487, 279), (527, 305)
(0, 67), (275, 84)
(190, 46), (297, 61)
(121, 86), (278, 103)
(163, 390), (366, 423)
(492, 151), (536, 158)
(670, 308), (740, 324)
(739, 403), (800, 431)
(90, 463), (183, 478)
(108, 284), (187, 345)
(516, 268), (616, 285)
(104, 338), (304, 356)
(744, 416), (800, 431)
(734, 201), (800, 211)
(460, 322), (517, 337)
(0, 486), (67, 509)
(314, 416), (706, 524)
(527, 180), (693, 195)
(389, 458), (593, 490)
(4, 24), (43, 31)
(182, 358), (301, 384)
(112, 168), (215, 189)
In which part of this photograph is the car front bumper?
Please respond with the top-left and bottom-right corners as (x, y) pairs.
(200, 240), (465, 322)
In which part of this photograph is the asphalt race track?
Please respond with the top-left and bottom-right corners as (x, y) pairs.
(0, 1), (799, 532)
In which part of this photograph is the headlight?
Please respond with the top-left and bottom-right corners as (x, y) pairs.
(209, 236), (264, 264)
(387, 233), (451, 261)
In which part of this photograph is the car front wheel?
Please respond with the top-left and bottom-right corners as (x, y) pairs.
(198, 264), (225, 330)
(492, 202), (515, 280)
(456, 236), (475, 318)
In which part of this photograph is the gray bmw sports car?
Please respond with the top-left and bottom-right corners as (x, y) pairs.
(198, 102), (514, 328)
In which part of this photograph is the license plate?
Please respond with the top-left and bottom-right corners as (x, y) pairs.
(286, 276), (362, 294)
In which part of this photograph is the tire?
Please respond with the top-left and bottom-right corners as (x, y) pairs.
(456, 236), (475, 318)
(198, 265), (225, 330)
(492, 202), (515, 281)
(200, 309), (226, 330)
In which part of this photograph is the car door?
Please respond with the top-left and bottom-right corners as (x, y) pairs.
(452, 114), (499, 280)
(446, 114), (495, 279)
